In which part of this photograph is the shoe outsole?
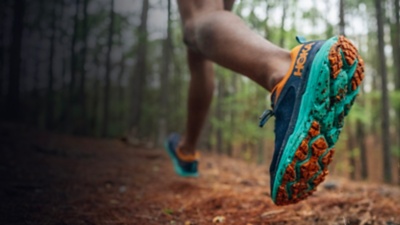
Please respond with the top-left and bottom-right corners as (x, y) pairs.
(273, 36), (365, 206)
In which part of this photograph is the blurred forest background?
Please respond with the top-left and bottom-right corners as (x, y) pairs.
(0, 0), (399, 185)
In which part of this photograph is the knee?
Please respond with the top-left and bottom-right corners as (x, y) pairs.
(182, 15), (219, 52)
(182, 20), (198, 51)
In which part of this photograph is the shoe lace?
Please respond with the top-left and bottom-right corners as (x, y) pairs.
(259, 109), (274, 128)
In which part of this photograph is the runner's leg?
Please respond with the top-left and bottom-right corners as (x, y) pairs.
(177, 0), (290, 91)
(177, 0), (291, 155)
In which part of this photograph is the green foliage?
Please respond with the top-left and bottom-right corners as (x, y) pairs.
(390, 91), (400, 111)
(392, 147), (400, 158)
(347, 101), (370, 125)
(349, 147), (360, 158)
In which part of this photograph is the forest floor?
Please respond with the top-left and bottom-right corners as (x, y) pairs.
(1, 123), (400, 225)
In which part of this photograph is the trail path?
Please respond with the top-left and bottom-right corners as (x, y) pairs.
(1, 124), (399, 224)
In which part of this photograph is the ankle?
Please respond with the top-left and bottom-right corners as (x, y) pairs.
(176, 145), (199, 162)
(177, 142), (196, 155)
(267, 74), (284, 91)
(267, 51), (291, 91)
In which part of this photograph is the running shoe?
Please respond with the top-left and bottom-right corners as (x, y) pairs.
(259, 36), (365, 205)
(164, 133), (199, 177)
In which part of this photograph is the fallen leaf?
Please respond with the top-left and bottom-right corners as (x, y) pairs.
(298, 210), (313, 217)
(261, 209), (285, 218)
(212, 216), (225, 223)
(163, 208), (174, 215)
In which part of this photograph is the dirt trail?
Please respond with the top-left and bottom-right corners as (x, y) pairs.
(1, 124), (399, 225)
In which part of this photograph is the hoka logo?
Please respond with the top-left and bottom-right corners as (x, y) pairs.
(294, 43), (315, 76)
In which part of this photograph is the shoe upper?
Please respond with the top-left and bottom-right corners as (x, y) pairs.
(267, 39), (325, 192)
(166, 133), (198, 175)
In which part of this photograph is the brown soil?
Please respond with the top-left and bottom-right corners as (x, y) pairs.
(1, 123), (399, 225)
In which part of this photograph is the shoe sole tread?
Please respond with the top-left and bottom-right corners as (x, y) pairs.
(274, 36), (365, 206)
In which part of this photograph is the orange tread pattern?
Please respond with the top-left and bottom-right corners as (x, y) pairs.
(338, 36), (365, 90)
(339, 36), (358, 66)
(352, 57), (365, 90)
(328, 43), (343, 79)
(275, 121), (332, 206)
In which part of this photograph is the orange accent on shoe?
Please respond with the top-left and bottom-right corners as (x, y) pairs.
(311, 137), (328, 157)
(329, 36), (365, 91)
(351, 56), (365, 90)
(339, 36), (358, 66)
(272, 43), (315, 105)
(176, 147), (200, 162)
(328, 42), (343, 79)
(271, 45), (302, 104)
(295, 139), (309, 161)
(293, 43), (315, 76)
(308, 121), (320, 137)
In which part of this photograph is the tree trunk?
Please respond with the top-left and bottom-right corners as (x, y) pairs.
(356, 119), (368, 180)
(65, 0), (80, 130)
(102, 0), (115, 137)
(69, 0), (79, 98)
(263, 3), (271, 39)
(32, 57), (40, 125)
(227, 74), (237, 157)
(45, 1), (57, 129)
(6, 0), (25, 121)
(78, 0), (89, 134)
(392, 0), (400, 88)
(346, 125), (356, 180)
(60, 56), (67, 125)
(339, 0), (345, 35)
(279, 0), (288, 47)
(130, 0), (149, 137)
(375, 0), (392, 183)
(0, 0), (6, 103)
(91, 51), (101, 135)
(340, 0), (359, 180)
(55, 0), (68, 129)
(393, 0), (400, 185)
(215, 78), (225, 155)
(117, 53), (126, 132)
(158, 0), (172, 146)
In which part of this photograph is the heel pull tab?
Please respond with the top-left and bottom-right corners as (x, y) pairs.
(296, 36), (307, 44)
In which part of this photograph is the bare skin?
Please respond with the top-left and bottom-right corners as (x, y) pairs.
(177, 0), (291, 156)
